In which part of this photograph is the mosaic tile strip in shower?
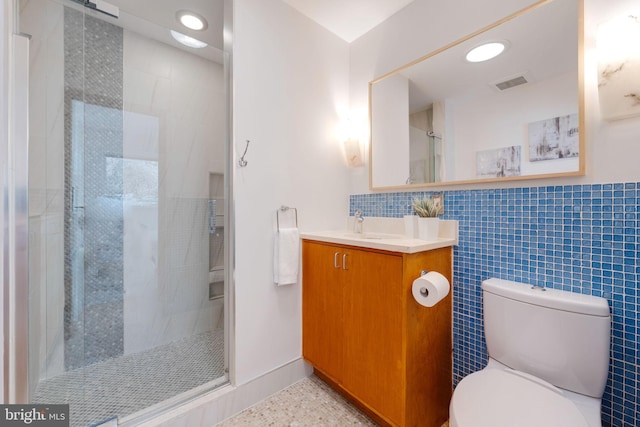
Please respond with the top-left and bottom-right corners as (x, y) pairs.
(351, 182), (640, 427)
(63, 7), (125, 369)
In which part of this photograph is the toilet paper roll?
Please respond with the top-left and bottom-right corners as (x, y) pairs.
(412, 271), (450, 307)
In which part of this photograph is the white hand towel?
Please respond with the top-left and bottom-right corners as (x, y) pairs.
(274, 227), (300, 285)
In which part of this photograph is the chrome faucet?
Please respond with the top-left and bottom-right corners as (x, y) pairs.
(353, 210), (364, 234)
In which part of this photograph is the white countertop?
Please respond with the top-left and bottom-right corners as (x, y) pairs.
(301, 230), (456, 254)
(300, 218), (458, 254)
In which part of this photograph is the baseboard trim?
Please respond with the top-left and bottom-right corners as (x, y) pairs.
(136, 358), (312, 426)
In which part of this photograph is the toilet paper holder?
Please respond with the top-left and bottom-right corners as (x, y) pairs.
(419, 270), (429, 296)
(412, 269), (450, 307)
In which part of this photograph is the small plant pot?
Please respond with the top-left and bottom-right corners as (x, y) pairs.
(417, 217), (439, 241)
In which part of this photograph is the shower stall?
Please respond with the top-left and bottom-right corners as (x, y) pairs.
(10, 0), (230, 424)
(409, 101), (445, 184)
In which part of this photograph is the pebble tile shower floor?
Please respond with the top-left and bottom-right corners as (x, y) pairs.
(32, 329), (225, 427)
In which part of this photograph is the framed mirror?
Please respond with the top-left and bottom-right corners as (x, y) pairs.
(369, 0), (584, 190)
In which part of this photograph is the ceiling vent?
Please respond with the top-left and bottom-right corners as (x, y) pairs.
(495, 75), (528, 90)
(491, 71), (533, 92)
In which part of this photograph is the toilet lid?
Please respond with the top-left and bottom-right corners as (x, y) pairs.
(451, 369), (588, 427)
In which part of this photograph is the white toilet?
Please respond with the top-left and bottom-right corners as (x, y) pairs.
(449, 278), (610, 427)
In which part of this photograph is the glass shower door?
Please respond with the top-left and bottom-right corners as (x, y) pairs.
(22, 0), (229, 424)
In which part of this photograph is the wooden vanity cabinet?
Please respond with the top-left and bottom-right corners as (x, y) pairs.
(302, 240), (452, 427)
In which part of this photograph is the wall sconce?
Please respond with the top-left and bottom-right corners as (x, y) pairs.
(343, 138), (364, 167)
(337, 116), (365, 167)
(596, 14), (640, 121)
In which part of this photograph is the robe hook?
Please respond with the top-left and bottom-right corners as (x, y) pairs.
(239, 140), (250, 167)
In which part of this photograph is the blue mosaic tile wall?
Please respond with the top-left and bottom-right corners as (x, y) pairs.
(350, 183), (639, 427)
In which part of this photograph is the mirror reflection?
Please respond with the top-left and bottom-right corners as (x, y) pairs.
(370, 0), (583, 189)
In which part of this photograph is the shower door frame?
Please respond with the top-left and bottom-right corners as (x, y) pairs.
(2, 0), (236, 416)
(3, 17), (30, 404)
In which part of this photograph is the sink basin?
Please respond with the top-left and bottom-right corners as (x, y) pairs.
(341, 232), (402, 240)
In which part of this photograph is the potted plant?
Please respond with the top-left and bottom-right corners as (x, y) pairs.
(412, 196), (441, 240)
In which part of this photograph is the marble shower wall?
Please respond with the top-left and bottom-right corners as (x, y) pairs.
(121, 29), (226, 354)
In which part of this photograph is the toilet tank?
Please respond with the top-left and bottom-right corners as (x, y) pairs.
(482, 278), (610, 398)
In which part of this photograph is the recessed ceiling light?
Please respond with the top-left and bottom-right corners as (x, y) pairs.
(465, 42), (507, 63)
(176, 10), (208, 31)
(170, 30), (208, 49)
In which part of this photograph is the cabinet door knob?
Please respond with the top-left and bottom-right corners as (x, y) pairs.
(342, 253), (349, 270)
(334, 252), (341, 269)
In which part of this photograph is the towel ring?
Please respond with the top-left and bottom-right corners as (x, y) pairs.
(277, 206), (298, 230)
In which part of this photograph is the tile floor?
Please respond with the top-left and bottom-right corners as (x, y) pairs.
(217, 375), (450, 427)
(33, 329), (226, 427)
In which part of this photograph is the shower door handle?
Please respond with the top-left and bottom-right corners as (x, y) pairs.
(208, 200), (216, 233)
(70, 187), (84, 210)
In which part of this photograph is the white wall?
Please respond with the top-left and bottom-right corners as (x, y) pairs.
(233, 0), (351, 385)
(349, 0), (640, 193)
(371, 74), (410, 187)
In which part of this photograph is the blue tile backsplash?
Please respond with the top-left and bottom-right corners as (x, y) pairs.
(351, 182), (639, 427)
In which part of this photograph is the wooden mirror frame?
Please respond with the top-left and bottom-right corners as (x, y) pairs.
(368, 0), (585, 191)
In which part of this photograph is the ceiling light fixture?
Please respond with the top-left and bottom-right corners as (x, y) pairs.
(170, 30), (208, 49)
(465, 41), (507, 63)
(176, 10), (208, 31)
